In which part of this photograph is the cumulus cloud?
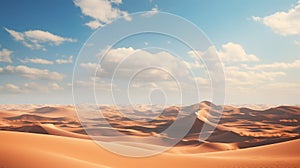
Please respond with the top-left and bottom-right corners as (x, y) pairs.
(0, 82), (63, 94)
(79, 47), (210, 96)
(141, 4), (159, 17)
(56, 56), (73, 64)
(0, 48), (13, 63)
(94, 47), (191, 81)
(74, 0), (131, 29)
(4, 27), (76, 50)
(252, 1), (300, 36)
(0, 65), (64, 81)
(217, 42), (259, 62)
(20, 58), (53, 65)
(188, 42), (259, 63)
(186, 43), (298, 94)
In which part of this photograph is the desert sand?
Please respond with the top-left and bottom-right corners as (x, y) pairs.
(0, 101), (299, 168)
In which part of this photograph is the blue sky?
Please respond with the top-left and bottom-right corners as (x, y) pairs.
(0, 0), (299, 104)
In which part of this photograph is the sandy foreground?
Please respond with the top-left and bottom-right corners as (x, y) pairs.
(0, 131), (299, 168)
(0, 102), (299, 168)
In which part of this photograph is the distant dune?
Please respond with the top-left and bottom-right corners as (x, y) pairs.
(0, 102), (299, 167)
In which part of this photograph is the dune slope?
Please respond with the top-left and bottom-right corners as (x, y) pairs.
(0, 131), (299, 168)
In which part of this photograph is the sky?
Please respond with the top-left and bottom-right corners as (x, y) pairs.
(0, 0), (299, 105)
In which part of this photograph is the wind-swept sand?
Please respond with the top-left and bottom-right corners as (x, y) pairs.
(0, 102), (299, 167)
(0, 131), (299, 168)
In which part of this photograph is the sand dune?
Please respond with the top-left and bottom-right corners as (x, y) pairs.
(0, 102), (299, 167)
(0, 131), (299, 168)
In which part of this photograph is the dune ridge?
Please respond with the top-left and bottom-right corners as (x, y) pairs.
(0, 131), (299, 168)
(0, 102), (299, 167)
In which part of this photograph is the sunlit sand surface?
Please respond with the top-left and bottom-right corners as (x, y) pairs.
(0, 101), (299, 167)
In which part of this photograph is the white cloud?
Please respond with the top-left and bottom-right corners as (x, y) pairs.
(0, 83), (24, 93)
(85, 20), (103, 29)
(79, 47), (209, 95)
(252, 1), (300, 36)
(74, 0), (131, 29)
(141, 4), (159, 17)
(4, 27), (76, 50)
(110, 0), (122, 5)
(217, 42), (259, 62)
(0, 82), (64, 94)
(0, 48), (13, 63)
(187, 44), (295, 95)
(49, 83), (64, 90)
(188, 43), (259, 63)
(95, 47), (191, 81)
(23, 82), (64, 92)
(72, 77), (118, 92)
(251, 16), (261, 22)
(20, 58), (53, 65)
(80, 62), (99, 71)
(0, 65), (64, 81)
(225, 66), (285, 86)
(242, 59), (300, 70)
(183, 60), (203, 69)
(187, 50), (203, 61)
(56, 56), (73, 64)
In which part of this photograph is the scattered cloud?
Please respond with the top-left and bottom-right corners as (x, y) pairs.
(94, 47), (191, 81)
(183, 60), (203, 69)
(80, 62), (99, 71)
(186, 43), (299, 97)
(19, 56), (73, 65)
(71, 77), (119, 92)
(217, 42), (259, 62)
(4, 27), (76, 50)
(85, 20), (103, 29)
(0, 48), (13, 63)
(74, 0), (131, 29)
(110, 0), (122, 5)
(56, 56), (73, 64)
(49, 83), (64, 90)
(0, 83), (24, 93)
(78, 47), (210, 95)
(20, 58), (54, 65)
(242, 59), (300, 70)
(225, 66), (285, 86)
(0, 65), (64, 81)
(252, 1), (300, 36)
(0, 82), (63, 94)
(188, 42), (259, 63)
(141, 4), (159, 17)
